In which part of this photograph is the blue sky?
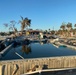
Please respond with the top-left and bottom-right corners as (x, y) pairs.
(0, 0), (76, 32)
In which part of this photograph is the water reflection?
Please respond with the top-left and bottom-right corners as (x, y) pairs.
(2, 39), (76, 60)
(39, 40), (48, 45)
(21, 45), (31, 55)
(40, 42), (43, 45)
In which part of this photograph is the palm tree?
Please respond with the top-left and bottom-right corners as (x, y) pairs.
(66, 22), (72, 31)
(66, 22), (72, 37)
(48, 28), (51, 32)
(19, 16), (31, 33)
(60, 25), (65, 30)
(60, 22), (66, 36)
(60, 22), (66, 30)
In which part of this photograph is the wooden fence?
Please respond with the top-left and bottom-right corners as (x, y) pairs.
(0, 56), (76, 75)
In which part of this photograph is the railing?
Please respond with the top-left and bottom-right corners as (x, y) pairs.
(0, 56), (76, 75)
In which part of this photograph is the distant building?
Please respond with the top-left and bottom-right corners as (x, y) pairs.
(27, 30), (42, 35)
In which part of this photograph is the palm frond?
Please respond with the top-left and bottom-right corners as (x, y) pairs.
(20, 16), (24, 20)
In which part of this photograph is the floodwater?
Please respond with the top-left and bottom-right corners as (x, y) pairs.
(1, 42), (76, 60)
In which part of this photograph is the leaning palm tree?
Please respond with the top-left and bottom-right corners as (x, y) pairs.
(19, 16), (31, 33)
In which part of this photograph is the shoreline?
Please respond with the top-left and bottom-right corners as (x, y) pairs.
(53, 42), (76, 50)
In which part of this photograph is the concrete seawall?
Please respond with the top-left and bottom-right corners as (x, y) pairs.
(0, 56), (76, 75)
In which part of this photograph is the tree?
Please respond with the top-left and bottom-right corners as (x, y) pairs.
(4, 20), (17, 37)
(60, 25), (65, 30)
(4, 20), (17, 33)
(51, 30), (55, 35)
(74, 24), (76, 36)
(74, 24), (76, 29)
(60, 22), (66, 36)
(66, 22), (72, 37)
(48, 29), (51, 32)
(60, 22), (66, 30)
(66, 22), (72, 31)
(57, 30), (61, 35)
(19, 16), (31, 32)
(10, 20), (17, 33)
